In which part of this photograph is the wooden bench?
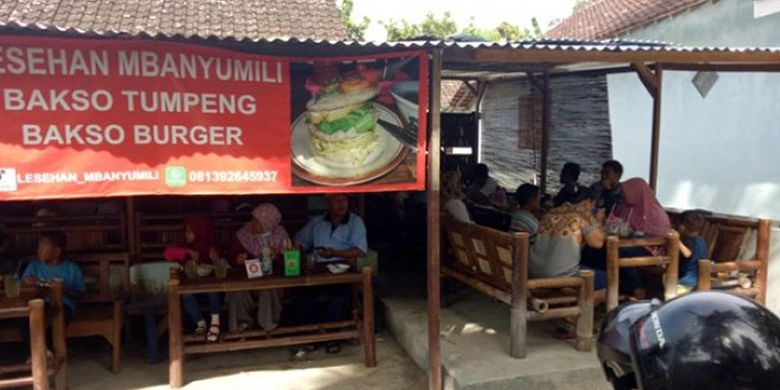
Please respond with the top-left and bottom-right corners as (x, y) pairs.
(0, 253), (129, 372)
(134, 212), (311, 262)
(694, 218), (771, 303)
(442, 218), (594, 358)
(0, 283), (67, 390)
(67, 252), (130, 373)
(605, 233), (680, 311)
(2, 214), (127, 257)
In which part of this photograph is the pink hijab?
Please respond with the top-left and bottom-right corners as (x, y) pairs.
(615, 178), (671, 237)
(236, 203), (289, 257)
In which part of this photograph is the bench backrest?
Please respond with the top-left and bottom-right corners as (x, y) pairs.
(444, 218), (526, 292)
(68, 252), (131, 304)
(667, 211), (768, 263)
(134, 212), (311, 261)
(3, 214), (128, 256)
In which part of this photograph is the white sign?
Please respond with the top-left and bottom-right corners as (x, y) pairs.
(0, 168), (17, 192)
(755, 0), (780, 18)
(244, 259), (264, 279)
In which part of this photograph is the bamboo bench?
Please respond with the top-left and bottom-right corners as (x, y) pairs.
(0, 282), (67, 390)
(134, 212), (310, 262)
(0, 253), (129, 372)
(605, 233), (680, 311)
(66, 252), (130, 373)
(441, 218), (594, 358)
(693, 218), (771, 303)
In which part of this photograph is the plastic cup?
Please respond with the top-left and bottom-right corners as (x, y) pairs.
(4, 273), (20, 298)
(215, 260), (228, 279)
(184, 261), (198, 280)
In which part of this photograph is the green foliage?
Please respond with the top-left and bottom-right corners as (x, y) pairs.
(382, 14), (540, 42)
(337, 0), (370, 40)
(531, 17), (542, 38)
(383, 12), (458, 40)
(573, 0), (597, 11)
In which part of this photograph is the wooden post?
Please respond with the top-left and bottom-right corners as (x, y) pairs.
(755, 219), (771, 304)
(663, 231), (680, 301)
(126, 197), (137, 263)
(606, 236), (620, 311)
(539, 73), (551, 194)
(29, 299), (49, 390)
(509, 233), (529, 358)
(362, 267), (376, 367)
(50, 282), (67, 390)
(575, 270), (594, 352)
(649, 64), (663, 191)
(168, 268), (183, 388)
(112, 300), (122, 372)
(697, 260), (712, 291)
(426, 48), (443, 390)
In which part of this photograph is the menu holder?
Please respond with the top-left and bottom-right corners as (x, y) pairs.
(284, 249), (301, 277)
(244, 259), (263, 279)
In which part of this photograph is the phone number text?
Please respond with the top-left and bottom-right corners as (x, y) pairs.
(188, 170), (278, 183)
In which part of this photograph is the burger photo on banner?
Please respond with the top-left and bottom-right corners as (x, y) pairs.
(289, 55), (422, 187)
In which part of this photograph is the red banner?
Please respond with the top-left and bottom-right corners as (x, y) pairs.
(0, 37), (428, 200)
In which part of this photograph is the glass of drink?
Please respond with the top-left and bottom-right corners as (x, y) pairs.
(214, 259), (228, 279)
(184, 260), (198, 280)
(4, 273), (20, 298)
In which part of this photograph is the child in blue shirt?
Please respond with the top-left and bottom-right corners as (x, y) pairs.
(676, 210), (708, 295)
(22, 231), (85, 323)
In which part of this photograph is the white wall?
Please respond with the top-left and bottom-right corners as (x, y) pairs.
(609, 71), (780, 220)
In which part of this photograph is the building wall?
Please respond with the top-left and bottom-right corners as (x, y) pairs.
(607, 0), (780, 312)
(480, 74), (612, 193)
(609, 0), (780, 219)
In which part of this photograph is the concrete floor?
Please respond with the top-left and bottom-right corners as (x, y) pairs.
(384, 289), (611, 390)
(3, 332), (426, 390)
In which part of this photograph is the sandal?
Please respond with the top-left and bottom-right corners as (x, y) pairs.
(325, 342), (342, 354)
(193, 323), (207, 336)
(206, 324), (221, 343)
(553, 325), (577, 340)
(236, 322), (252, 332)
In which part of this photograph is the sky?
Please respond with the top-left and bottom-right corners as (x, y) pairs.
(349, 0), (579, 41)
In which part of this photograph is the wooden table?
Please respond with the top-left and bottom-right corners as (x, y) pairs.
(605, 233), (680, 311)
(167, 266), (376, 388)
(0, 282), (67, 390)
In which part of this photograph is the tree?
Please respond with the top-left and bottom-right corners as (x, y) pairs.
(382, 13), (539, 42)
(495, 21), (524, 41)
(382, 12), (458, 40)
(573, 0), (597, 11)
(530, 17), (542, 38)
(337, 0), (370, 41)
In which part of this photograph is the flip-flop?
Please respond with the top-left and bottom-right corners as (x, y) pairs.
(193, 324), (207, 336)
(206, 324), (221, 343)
(553, 326), (577, 340)
(325, 342), (341, 354)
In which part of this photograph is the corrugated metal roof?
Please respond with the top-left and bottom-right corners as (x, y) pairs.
(0, 22), (778, 60)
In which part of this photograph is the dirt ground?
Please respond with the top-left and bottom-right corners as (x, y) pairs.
(2, 332), (426, 390)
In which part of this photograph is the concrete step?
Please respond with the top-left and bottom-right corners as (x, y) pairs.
(382, 292), (611, 390)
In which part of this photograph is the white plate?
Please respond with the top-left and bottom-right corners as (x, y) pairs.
(327, 263), (351, 274)
(291, 103), (405, 181)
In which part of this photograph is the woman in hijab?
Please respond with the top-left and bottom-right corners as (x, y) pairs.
(441, 171), (471, 223)
(615, 178), (672, 238)
(174, 217), (222, 342)
(226, 203), (291, 332)
(613, 178), (673, 299)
